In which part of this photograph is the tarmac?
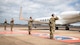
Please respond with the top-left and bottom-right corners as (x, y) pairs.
(0, 26), (80, 45)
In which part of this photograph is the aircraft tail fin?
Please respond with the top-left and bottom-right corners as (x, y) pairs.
(19, 6), (24, 20)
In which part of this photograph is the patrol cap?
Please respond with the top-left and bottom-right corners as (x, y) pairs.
(51, 14), (54, 17)
(30, 16), (32, 18)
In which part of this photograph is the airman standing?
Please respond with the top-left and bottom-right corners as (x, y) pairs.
(28, 17), (33, 35)
(4, 19), (7, 30)
(49, 14), (58, 39)
(10, 18), (14, 31)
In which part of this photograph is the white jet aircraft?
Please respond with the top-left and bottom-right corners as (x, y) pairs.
(19, 7), (80, 30)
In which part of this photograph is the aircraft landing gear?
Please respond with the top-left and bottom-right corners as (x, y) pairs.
(55, 26), (58, 30)
(34, 26), (37, 28)
(65, 25), (69, 30)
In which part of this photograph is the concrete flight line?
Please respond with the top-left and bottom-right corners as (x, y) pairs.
(0, 31), (80, 43)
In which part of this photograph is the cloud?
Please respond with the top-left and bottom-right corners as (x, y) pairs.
(0, 0), (80, 24)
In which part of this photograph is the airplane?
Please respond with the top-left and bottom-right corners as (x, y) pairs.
(19, 7), (80, 30)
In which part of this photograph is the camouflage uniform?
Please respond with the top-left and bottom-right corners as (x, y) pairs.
(49, 15), (58, 39)
(4, 20), (7, 30)
(10, 19), (14, 31)
(28, 18), (33, 35)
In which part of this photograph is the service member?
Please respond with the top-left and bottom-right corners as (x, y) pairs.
(49, 14), (58, 39)
(4, 19), (7, 30)
(10, 18), (14, 31)
(28, 17), (33, 35)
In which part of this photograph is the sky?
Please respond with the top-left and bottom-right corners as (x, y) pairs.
(0, 0), (80, 25)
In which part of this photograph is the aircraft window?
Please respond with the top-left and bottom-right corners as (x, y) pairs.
(47, 19), (48, 21)
(44, 19), (45, 21)
(43, 20), (44, 21)
(45, 19), (46, 21)
(40, 19), (49, 21)
(41, 20), (43, 21)
(40, 20), (43, 21)
(47, 19), (49, 21)
(43, 19), (45, 21)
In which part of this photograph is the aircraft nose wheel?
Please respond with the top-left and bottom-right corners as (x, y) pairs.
(56, 27), (58, 30)
(65, 26), (69, 30)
